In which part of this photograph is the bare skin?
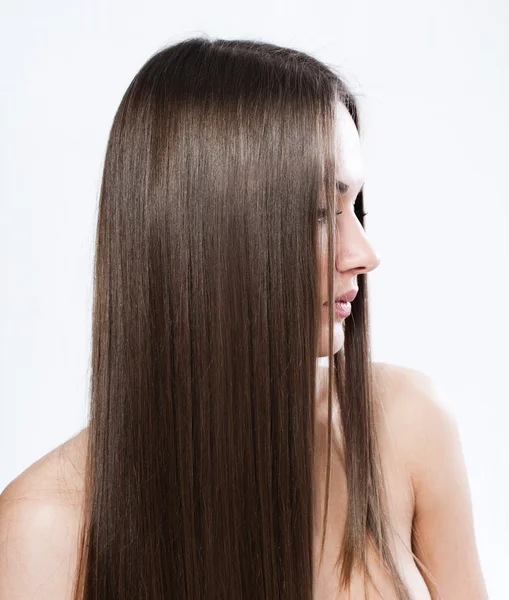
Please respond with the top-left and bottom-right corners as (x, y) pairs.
(0, 362), (487, 599)
(311, 102), (487, 598)
(312, 363), (431, 599)
(314, 100), (380, 363)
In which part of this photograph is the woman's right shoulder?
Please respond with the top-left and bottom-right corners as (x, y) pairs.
(0, 427), (89, 599)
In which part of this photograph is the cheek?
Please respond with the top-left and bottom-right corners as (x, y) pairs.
(316, 251), (327, 284)
(317, 238), (334, 277)
(316, 231), (329, 260)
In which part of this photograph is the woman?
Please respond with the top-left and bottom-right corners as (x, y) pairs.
(0, 36), (487, 599)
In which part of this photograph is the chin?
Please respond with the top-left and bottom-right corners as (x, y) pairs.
(317, 321), (345, 358)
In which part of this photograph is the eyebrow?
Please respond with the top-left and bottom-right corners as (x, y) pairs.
(336, 180), (365, 194)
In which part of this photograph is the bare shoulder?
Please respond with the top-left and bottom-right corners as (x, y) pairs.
(372, 360), (451, 413)
(373, 361), (456, 446)
(371, 361), (459, 501)
(0, 427), (89, 599)
(373, 361), (456, 465)
(372, 362), (488, 598)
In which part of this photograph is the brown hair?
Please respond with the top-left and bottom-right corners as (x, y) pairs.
(73, 35), (438, 599)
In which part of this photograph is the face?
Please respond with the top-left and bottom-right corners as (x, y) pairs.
(316, 101), (381, 360)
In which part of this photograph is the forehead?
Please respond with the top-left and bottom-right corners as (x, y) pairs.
(334, 102), (364, 189)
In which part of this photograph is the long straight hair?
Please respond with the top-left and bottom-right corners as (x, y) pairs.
(72, 36), (437, 599)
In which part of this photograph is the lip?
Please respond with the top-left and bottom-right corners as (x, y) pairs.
(322, 300), (352, 319)
(323, 288), (358, 305)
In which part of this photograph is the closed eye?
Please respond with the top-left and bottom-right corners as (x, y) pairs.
(317, 208), (342, 222)
(317, 207), (367, 223)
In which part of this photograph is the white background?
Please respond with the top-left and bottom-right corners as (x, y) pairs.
(1, 0), (507, 597)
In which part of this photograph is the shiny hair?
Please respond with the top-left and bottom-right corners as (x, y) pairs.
(72, 35), (438, 599)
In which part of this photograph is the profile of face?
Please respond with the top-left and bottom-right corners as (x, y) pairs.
(316, 102), (381, 360)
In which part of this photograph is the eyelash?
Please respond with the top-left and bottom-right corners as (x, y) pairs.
(317, 208), (368, 223)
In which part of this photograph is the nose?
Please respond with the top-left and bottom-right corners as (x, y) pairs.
(335, 216), (381, 275)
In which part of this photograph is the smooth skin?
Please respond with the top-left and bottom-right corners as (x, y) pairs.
(313, 102), (488, 598)
(0, 102), (488, 599)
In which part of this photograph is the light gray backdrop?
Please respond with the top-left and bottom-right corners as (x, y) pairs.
(1, 1), (507, 597)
